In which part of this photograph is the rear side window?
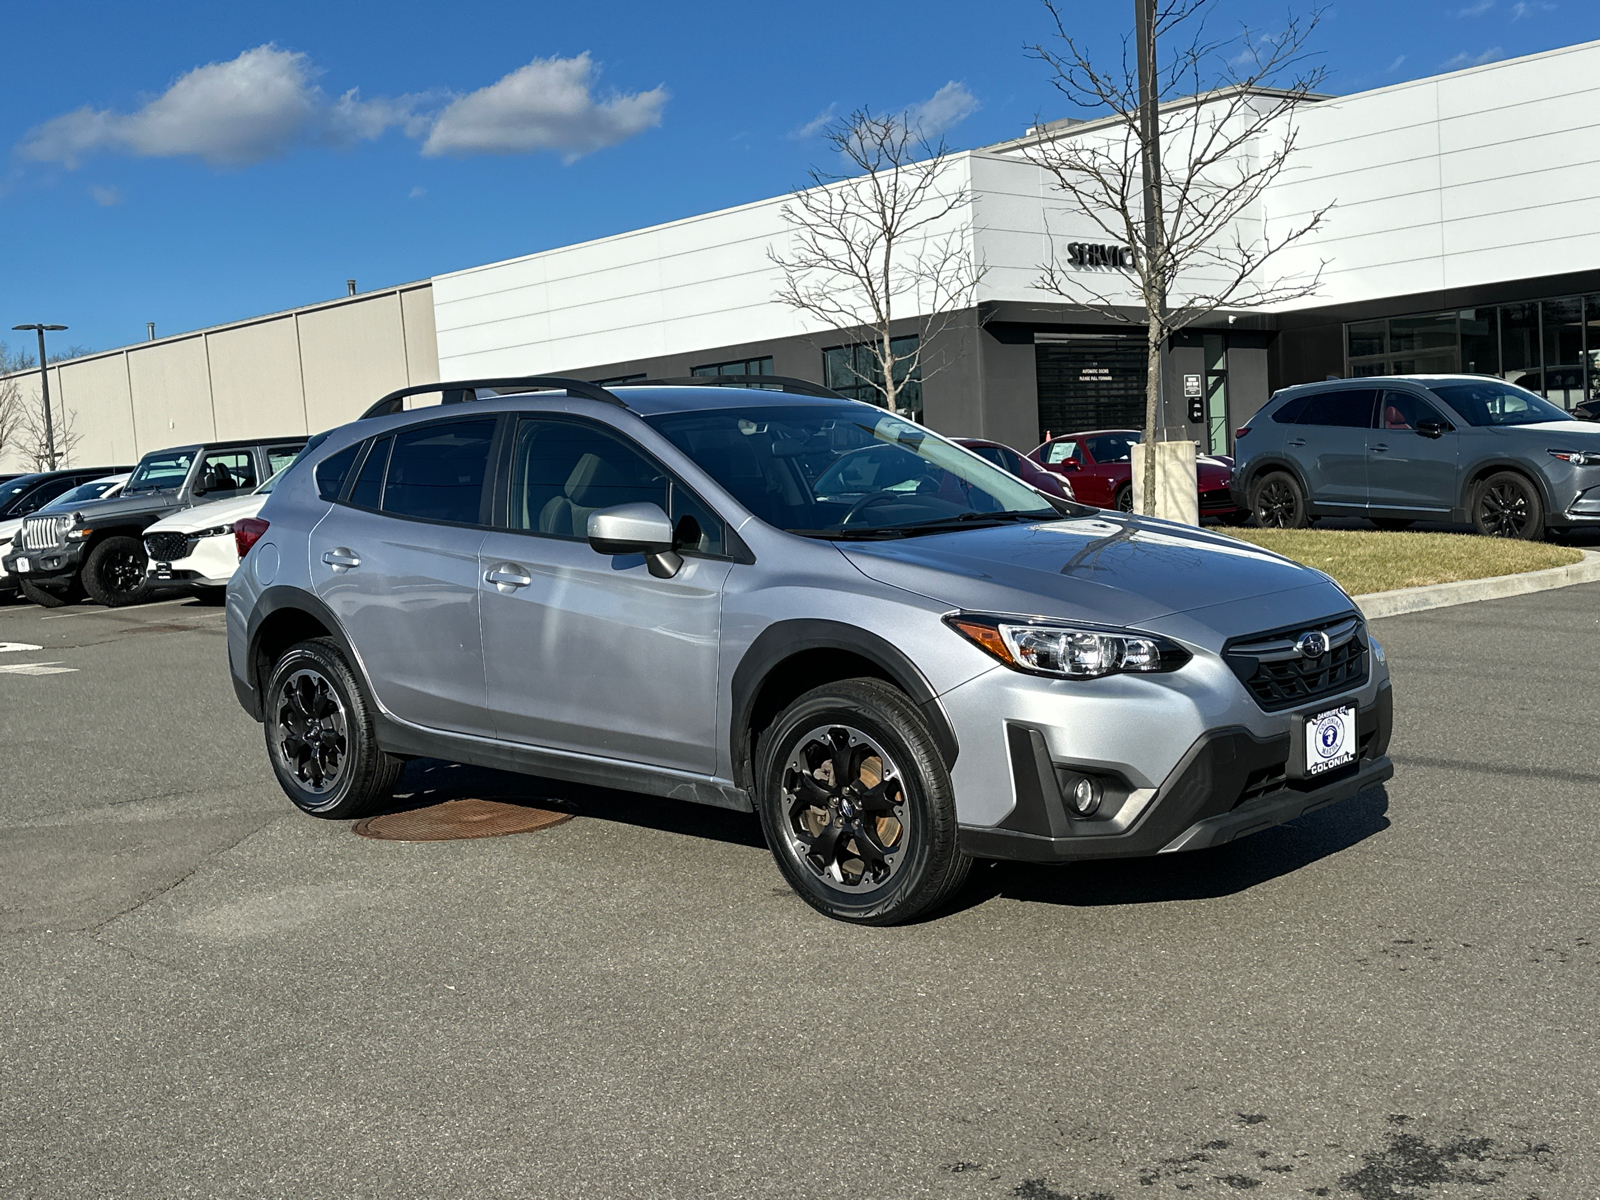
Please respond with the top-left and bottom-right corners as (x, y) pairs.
(1297, 390), (1377, 428)
(315, 444), (361, 501)
(1271, 396), (1308, 424)
(380, 418), (497, 524)
(350, 437), (391, 509)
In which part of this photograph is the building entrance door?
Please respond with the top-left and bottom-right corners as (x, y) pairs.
(1035, 336), (1146, 445)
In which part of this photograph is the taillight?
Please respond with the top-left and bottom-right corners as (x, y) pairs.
(234, 517), (269, 559)
(1234, 425), (1252, 440)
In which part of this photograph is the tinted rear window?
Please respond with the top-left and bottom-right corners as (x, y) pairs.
(1270, 395), (1308, 424)
(1297, 389), (1377, 428)
(315, 443), (361, 501)
(380, 418), (496, 524)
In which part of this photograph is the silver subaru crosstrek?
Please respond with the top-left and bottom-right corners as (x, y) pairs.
(227, 376), (1394, 924)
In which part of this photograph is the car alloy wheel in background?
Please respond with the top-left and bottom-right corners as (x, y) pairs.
(82, 535), (151, 607)
(1251, 473), (1308, 529)
(755, 678), (970, 925)
(1473, 472), (1543, 540)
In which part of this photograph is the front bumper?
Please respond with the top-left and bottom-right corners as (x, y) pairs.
(960, 684), (1392, 862)
(1, 541), (84, 588)
(146, 533), (239, 588)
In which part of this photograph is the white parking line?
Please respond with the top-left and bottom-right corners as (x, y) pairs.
(0, 662), (77, 676)
(0, 642), (44, 652)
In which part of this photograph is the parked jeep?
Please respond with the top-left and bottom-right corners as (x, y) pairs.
(3, 438), (305, 607)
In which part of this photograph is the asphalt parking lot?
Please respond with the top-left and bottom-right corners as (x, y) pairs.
(1, 588), (1595, 1199)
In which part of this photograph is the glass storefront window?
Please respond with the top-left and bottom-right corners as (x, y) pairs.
(1541, 297), (1584, 407)
(1347, 321), (1386, 358)
(1390, 312), (1456, 354)
(823, 336), (923, 418)
(1499, 302), (1540, 392)
(1203, 334), (1227, 454)
(1459, 309), (1497, 376)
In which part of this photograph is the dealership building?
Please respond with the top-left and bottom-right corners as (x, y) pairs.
(5, 38), (1599, 474)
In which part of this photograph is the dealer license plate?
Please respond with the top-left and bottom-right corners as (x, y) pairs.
(14, 557), (28, 573)
(1304, 705), (1356, 776)
(154, 561), (173, 580)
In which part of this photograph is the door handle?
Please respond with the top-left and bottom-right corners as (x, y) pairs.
(485, 564), (533, 591)
(1287, 438), (1306, 447)
(321, 548), (360, 569)
(1370, 444), (1389, 453)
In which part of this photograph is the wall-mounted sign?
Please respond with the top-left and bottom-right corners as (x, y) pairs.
(1184, 375), (1204, 422)
(1067, 242), (1134, 269)
(1183, 374), (1202, 397)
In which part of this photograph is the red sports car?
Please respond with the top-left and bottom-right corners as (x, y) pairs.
(953, 438), (1075, 501)
(1027, 429), (1242, 519)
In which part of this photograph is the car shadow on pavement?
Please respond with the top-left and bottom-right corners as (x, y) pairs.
(939, 786), (1392, 915)
(373, 758), (768, 849)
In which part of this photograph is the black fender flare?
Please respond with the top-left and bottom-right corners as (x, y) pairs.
(242, 586), (365, 718)
(729, 619), (959, 789)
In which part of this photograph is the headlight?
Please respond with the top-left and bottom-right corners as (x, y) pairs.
(944, 613), (1190, 679)
(1549, 449), (1600, 466)
(66, 527), (93, 540)
(193, 525), (234, 538)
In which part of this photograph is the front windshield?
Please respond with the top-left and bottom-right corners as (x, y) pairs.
(126, 450), (195, 494)
(39, 478), (123, 512)
(647, 403), (1074, 538)
(0, 475), (43, 516)
(1430, 381), (1572, 427)
(1084, 432), (1140, 463)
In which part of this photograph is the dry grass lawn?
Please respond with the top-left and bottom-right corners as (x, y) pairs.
(1222, 528), (1583, 595)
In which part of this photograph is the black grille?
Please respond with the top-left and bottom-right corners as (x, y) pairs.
(144, 531), (195, 561)
(1224, 614), (1369, 712)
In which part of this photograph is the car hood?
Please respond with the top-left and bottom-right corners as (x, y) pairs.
(60, 488), (184, 523)
(1488, 421), (1600, 439)
(840, 514), (1354, 644)
(0, 516), (20, 542)
(145, 492), (265, 534)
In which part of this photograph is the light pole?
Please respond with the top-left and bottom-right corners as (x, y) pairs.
(12, 323), (67, 470)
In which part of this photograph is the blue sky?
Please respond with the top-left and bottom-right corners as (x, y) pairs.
(1, 0), (1592, 357)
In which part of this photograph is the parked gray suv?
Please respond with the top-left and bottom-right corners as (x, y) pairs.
(227, 376), (1394, 924)
(1232, 375), (1600, 539)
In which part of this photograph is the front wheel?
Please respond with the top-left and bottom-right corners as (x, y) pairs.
(1473, 472), (1543, 540)
(754, 679), (970, 925)
(263, 638), (403, 819)
(1113, 484), (1134, 513)
(82, 536), (151, 606)
(1251, 472), (1309, 529)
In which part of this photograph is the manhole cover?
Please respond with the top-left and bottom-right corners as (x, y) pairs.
(353, 798), (572, 842)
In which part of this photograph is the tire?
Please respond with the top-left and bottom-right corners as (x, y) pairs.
(81, 536), (151, 607)
(19, 578), (82, 608)
(263, 638), (403, 819)
(1250, 472), (1309, 529)
(753, 678), (971, 925)
(1113, 484), (1134, 513)
(1370, 517), (1414, 532)
(1472, 471), (1544, 540)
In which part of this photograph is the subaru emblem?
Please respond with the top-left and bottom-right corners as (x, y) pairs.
(1295, 630), (1331, 658)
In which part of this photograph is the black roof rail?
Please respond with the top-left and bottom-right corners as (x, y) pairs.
(633, 374), (847, 400)
(360, 376), (627, 420)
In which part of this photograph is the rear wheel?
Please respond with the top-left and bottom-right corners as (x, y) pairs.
(1472, 472), (1543, 540)
(19, 578), (82, 608)
(754, 678), (970, 925)
(1251, 472), (1309, 529)
(82, 536), (151, 606)
(263, 638), (403, 819)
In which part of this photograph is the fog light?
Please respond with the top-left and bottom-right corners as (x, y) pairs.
(1068, 775), (1102, 816)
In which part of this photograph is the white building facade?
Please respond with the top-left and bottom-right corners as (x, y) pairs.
(7, 40), (1598, 473)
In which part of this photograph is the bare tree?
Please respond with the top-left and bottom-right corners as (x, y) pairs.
(17, 397), (83, 469)
(0, 341), (88, 470)
(770, 109), (986, 418)
(0, 345), (30, 470)
(1026, 0), (1332, 513)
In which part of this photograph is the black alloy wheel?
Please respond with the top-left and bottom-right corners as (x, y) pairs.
(82, 535), (151, 607)
(1251, 473), (1308, 529)
(264, 638), (402, 818)
(1114, 485), (1134, 513)
(755, 678), (970, 925)
(1473, 472), (1543, 540)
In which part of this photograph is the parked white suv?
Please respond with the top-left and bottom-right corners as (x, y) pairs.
(143, 470), (281, 595)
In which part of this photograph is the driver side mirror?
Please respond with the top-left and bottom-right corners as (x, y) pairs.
(1416, 419), (1450, 439)
(588, 502), (682, 579)
(1060, 457), (1081, 470)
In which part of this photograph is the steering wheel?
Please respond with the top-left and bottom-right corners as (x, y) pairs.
(841, 490), (911, 526)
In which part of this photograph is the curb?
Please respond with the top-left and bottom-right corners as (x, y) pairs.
(1357, 548), (1600, 619)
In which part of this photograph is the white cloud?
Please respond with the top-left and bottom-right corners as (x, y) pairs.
(1386, 54), (1407, 72)
(790, 104), (837, 140)
(906, 81), (978, 139)
(1441, 46), (1505, 69)
(421, 53), (666, 162)
(1456, 0), (1493, 14)
(17, 45), (414, 168)
(89, 184), (121, 206)
(408, 185), (426, 199)
(1511, 1), (1555, 17)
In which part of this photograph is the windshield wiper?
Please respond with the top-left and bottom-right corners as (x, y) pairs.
(787, 527), (912, 540)
(891, 511), (1055, 536)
